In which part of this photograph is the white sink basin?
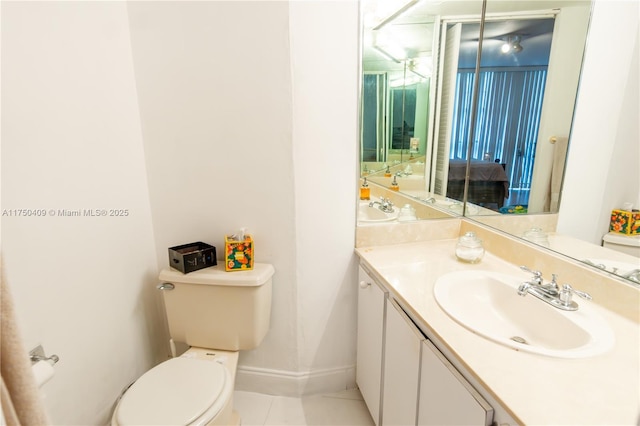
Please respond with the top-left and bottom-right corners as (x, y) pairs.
(434, 270), (614, 358)
(358, 203), (398, 223)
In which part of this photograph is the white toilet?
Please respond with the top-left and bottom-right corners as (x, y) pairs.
(602, 232), (640, 258)
(111, 263), (274, 426)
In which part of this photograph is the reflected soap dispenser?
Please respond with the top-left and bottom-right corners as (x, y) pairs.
(390, 175), (399, 191)
(384, 165), (392, 177)
(360, 178), (370, 200)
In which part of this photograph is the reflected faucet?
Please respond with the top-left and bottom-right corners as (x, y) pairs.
(622, 269), (640, 284)
(369, 197), (394, 213)
(582, 259), (608, 270)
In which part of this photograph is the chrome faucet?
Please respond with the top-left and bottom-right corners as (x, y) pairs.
(517, 266), (591, 311)
(369, 197), (394, 213)
(518, 266), (559, 296)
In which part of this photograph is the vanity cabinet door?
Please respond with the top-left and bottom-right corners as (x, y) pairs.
(382, 299), (423, 426)
(418, 339), (494, 426)
(356, 266), (386, 425)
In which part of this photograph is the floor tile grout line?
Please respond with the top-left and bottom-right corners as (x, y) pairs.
(261, 395), (275, 426)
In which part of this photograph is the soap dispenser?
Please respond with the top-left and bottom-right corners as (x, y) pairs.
(384, 165), (392, 177)
(455, 231), (484, 263)
(390, 175), (399, 191)
(360, 178), (370, 200)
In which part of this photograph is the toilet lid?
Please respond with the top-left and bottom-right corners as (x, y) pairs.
(116, 357), (229, 426)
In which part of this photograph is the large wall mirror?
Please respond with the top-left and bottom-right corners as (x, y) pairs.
(360, 0), (589, 210)
(361, 0), (486, 208)
(359, 0), (640, 286)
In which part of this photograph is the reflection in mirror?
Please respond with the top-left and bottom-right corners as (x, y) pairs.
(443, 18), (555, 213)
(460, 1), (590, 216)
(360, 0), (484, 212)
(461, 3), (588, 215)
(469, 1), (640, 287)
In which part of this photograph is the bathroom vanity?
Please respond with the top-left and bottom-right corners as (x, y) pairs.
(357, 263), (496, 425)
(355, 219), (640, 425)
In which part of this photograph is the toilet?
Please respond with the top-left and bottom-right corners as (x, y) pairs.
(111, 263), (274, 426)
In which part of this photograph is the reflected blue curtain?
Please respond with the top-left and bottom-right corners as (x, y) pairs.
(450, 67), (548, 202)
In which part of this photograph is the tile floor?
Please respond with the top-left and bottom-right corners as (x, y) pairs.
(233, 389), (375, 426)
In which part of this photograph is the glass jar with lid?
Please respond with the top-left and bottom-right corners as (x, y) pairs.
(455, 231), (485, 263)
(522, 227), (550, 247)
(398, 204), (417, 222)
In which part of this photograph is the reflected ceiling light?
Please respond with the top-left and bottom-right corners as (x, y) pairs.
(501, 35), (524, 54)
(373, 45), (406, 63)
(512, 36), (524, 53)
(372, 32), (407, 63)
(408, 59), (431, 79)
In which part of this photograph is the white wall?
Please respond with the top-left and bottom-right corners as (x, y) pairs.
(2, 0), (360, 423)
(290, 0), (359, 393)
(126, 1), (299, 377)
(558, 0), (640, 244)
(1, 2), (165, 424)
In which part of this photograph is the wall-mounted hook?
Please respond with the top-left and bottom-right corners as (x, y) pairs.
(29, 345), (59, 365)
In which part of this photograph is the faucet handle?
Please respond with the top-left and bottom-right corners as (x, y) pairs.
(559, 284), (592, 307)
(549, 274), (560, 292)
(520, 265), (543, 283)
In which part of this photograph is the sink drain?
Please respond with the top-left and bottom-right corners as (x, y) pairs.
(510, 336), (528, 345)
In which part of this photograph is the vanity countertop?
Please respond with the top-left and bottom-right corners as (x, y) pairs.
(356, 239), (640, 425)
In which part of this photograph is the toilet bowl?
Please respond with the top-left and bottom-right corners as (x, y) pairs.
(112, 348), (239, 426)
(112, 264), (274, 426)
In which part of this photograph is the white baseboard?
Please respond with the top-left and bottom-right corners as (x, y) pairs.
(234, 364), (356, 397)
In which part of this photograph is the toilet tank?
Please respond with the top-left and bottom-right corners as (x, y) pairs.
(602, 233), (640, 258)
(158, 263), (274, 351)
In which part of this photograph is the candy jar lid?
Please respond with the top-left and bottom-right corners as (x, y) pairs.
(457, 231), (483, 247)
(400, 204), (415, 213)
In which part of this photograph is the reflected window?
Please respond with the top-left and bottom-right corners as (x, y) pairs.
(448, 18), (553, 207)
(362, 73), (387, 162)
(390, 86), (417, 150)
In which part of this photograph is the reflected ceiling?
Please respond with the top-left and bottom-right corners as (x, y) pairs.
(362, 0), (584, 75)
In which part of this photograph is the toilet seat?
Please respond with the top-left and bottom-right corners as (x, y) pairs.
(114, 356), (232, 426)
